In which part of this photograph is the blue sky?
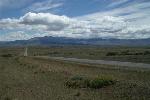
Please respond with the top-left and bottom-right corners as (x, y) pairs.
(0, 0), (150, 41)
(0, 0), (124, 18)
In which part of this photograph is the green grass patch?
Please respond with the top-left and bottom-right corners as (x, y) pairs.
(65, 76), (116, 89)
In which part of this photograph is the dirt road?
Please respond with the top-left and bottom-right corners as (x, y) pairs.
(38, 56), (150, 68)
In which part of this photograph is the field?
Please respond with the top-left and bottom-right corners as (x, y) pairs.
(12, 46), (150, 63)
(0, 46), (150, 100)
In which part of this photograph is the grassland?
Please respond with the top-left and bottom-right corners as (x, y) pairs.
(1, 46), (150, 63)
(0, 46), (150, 100)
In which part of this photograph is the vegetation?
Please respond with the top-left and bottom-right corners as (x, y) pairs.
(1, 54), (13, 57)
(65, 76), (115, 89)
(0, 46), (148, 63)
(106, 50), (150, 56)
(106, 52), (118, 56)
(0, 47), (150, 100)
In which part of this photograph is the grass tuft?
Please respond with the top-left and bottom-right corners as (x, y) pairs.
(65, 76), (116, 89)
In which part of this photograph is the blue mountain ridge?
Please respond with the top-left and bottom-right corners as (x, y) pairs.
(0, 36), (150, 46)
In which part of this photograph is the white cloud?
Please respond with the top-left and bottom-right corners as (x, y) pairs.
(0, 18), (19, 30)
(20, 12), (72, 31)
(76, 0), (150, 39)
(0, 11), (150, 41)
(83, 0), (150, 23)
(0, 31), (31, 41)
(24, 0), (63, 13)
(0, 12), (73, 31)
(107, 0), (130, 8)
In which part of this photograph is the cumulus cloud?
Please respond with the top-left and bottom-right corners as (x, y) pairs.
(0, 31), (31, 41)
(0, 12), (150, 41)
(20, 12), (72, 31)
(0, 12), (73, 31)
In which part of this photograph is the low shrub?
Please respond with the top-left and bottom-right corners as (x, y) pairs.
(1, 54), (13, 57)
(120, 50), (130, 55)
(88, 78), (115, 89)
(106, 52), (118, 56)
(65, 76), (116, 89)
(143, 51), (150, 55)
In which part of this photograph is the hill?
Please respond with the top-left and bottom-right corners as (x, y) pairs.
(0, 36), (150, 46)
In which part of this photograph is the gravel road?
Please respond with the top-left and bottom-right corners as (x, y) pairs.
(38, 56), (150, 68)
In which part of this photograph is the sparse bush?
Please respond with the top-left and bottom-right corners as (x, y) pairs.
(88, 78), (115, 89)
(69, 52), (73, 55)
(74, 91), (81, 97)
(120, 50), (130, 55)
(65, 76), (85, 88)
(89, 53), (95, 55)
(143, 51), (150, 55)
(120, 50), (150, 56)
(1, 54), (13, 57)
(50, 51), (59, 55)
(65, 76), (115, 89)
(134, 52), (143, 55)
(4, 97), (11, 100)
(71, 75), (84, 81)
(106, 52), (118, 56)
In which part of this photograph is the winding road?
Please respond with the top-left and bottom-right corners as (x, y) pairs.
(38, 56), (150, 69)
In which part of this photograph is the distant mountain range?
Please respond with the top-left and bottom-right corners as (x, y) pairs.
(0, 36), (150, 46)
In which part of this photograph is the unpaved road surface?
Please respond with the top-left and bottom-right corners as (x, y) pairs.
(38, 56), (150, 69)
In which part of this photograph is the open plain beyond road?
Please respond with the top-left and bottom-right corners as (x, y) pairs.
(38, 56), (150, 68)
